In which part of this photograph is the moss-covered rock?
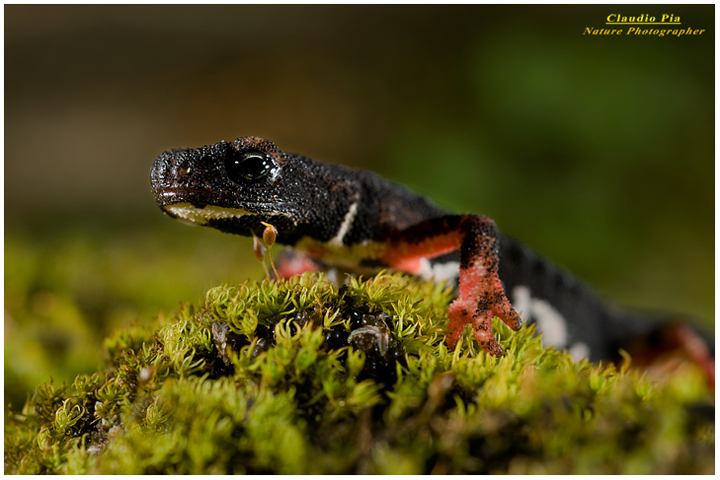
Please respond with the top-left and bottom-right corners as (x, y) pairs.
(4, 272), (714, 474)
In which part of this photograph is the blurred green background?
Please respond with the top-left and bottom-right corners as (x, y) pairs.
(5, 5), (714, 410)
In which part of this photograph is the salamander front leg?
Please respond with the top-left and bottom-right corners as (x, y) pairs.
(273, 247), (322, 279)
(382, 215), (523, 356)
(447, 215), (522, 355)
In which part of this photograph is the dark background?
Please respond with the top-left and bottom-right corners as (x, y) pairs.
(5, 5), (714, 405)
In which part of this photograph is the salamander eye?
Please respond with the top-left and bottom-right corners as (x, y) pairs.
(226, 151), (278, 183)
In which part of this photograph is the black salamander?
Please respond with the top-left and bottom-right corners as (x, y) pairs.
(150, 136), (714, 384)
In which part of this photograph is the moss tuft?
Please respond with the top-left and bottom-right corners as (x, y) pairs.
(4, 272), (714, 474)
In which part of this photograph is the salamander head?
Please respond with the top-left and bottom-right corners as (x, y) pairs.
(151, 136), (309, 239)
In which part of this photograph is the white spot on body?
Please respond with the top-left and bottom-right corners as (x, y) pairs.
(568, 342), (590, 361)
(530, 299), (568, 348)
(416, 258), (461, 284)
(511, 285), (568, 348)
(511, 285), (533, 325)
(328, 202), (358, 248)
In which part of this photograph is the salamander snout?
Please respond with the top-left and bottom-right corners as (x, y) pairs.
(150, 144), (228, 208)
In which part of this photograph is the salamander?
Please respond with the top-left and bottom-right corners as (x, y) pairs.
(150, 136), (714, 383)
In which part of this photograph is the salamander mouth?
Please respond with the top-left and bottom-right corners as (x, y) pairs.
(161, 202), (299, 241)
(155, 187), (294, 227)
(154, 187), (279, 213)
(160, 202), (258, 226)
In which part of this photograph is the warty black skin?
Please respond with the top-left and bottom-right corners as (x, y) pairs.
(151, 136), (713, 365)
(151, 137), (445, 246)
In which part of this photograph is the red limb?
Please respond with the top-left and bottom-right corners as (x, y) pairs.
(623, 322), (715, 390)
(274, 248), (321, 279)
(381, 215), (523, 356)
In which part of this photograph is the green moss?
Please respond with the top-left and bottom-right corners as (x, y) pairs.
(4, 272), (714, 474)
